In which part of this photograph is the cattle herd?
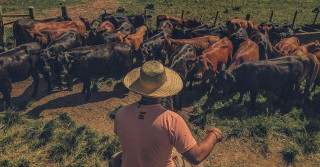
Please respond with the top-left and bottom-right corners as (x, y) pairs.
(0, 11), (320, 111)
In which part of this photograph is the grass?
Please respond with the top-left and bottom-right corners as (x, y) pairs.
(0, 112), (120, 166)
(0, 0), (86, 13)
(115, 0), (320, 28)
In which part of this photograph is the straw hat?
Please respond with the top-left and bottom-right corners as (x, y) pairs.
(123, 61), (183, 98)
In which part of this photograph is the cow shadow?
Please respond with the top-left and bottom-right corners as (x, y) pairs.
(0, 78), (61, 112)
(178, 83), (208, 109)
(26, 82), (128, 118)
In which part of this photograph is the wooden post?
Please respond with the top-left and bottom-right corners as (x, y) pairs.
(269, 11), (274, 22)
(0, 6), (5, 46)
(292, 11), (298, 27)
(214, 11), (219, 26)
(61, 6), (69, 19)
(245, 14), (250, 20)
(313, 10), (319, 25)
(181, 10), (184, 19)
(144, 9), (147, 15)
(28, 6), (34, 19)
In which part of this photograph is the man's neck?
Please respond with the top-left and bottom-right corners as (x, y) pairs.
(138, 96), (162, 105)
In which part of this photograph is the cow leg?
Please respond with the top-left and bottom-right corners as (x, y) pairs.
(82, 75), (91, 101)
(66, 74), (73, 91)
(250, 91), (257, 107)
(237, 92), (244, 104)
(39, 70), (52, 94)
(0, 81), (12, 110)
(31, 70), (40, 98)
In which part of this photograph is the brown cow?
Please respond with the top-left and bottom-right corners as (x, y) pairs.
(156, 15), (203, 28)
(97, 20), (115, 32)
(187, 37), (233, 91)
(26, 16), (91, 47)
(116, 25), (147, 51)
(161, 35), (221, 58)
(227, 39), (259, 70)
(226, 19), (258, 36)
(272, 37), (300, 57)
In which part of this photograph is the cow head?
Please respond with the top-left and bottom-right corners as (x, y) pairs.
(192, 56), (214, 80)
(215, 69), (236, 94)
(161, 34), (178, 56)
(303, 41), (320, 54)
(79, 16), (92, 30)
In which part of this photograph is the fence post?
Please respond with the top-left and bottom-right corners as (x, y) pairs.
(28, 6), (34, 19)
(0, 6), (5, 46)
(181, 10), (184, 19)
(313, 10), (319, 25)
(292, 11), (298, 27)
(144, 9), (147, 15)
(214, 11), (219, 26)
(269, 11), (274, 22)
(61, 6), (69, 19)
(245, 14), (251, 20)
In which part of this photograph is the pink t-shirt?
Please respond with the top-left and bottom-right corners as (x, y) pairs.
(114, 102), (197, 167)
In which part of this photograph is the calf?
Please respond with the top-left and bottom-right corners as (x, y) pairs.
(161, 35), (221, 58)
(189, 37), (233, 91)
(250, 30), (272, 60)
(137, 32), (170, 66)
(116, 25), (147, 51)
(227, 39), (259, 70)
(0, 43), (51, 109)
(13, 17), (72, 46)
(226, 19), (258, 36)
(273, 37), (300, 57)
(157, 15), (202, 28)
(169, 44), (197, 110)
(95, 21), (135, 44)
(215, 56), (318, 106)
(54, 43), (133, 101)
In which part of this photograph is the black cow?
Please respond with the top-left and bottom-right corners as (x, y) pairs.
(250, 31), (272, 60)
(54, 43), (133, 101)
(155, 20), (174, 35)
(13, 17), (72, 46)
(40, 30), (83, 89)
(101, 13), (148, 28)
(215, 56), (318, 106)
(94, 21), (135, 45)
(229, 27), (248, 55)
(137, 32), (170, 66)
(172, 24), (228, 39)
(259, 22), (294, 46)
(0, 43), (52, 109)
(168, 43), (197, 110)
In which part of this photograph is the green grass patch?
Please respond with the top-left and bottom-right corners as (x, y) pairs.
(116, 0), (320, 28)
(0, 0), (86, 13)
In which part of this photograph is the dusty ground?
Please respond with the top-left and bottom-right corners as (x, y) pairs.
(3, 0), (120, 25)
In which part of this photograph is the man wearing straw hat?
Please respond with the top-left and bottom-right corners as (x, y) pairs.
(111, 61), (222, 167)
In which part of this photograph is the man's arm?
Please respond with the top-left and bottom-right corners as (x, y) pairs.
(182, 127), (222, 165)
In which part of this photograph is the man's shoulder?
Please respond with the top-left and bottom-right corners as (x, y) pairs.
(116, 103), (137, 115)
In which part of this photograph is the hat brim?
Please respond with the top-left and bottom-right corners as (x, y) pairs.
(123, 67), (183, 98)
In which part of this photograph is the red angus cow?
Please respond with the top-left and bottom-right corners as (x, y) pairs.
(227, 39), (259, 70)
(226, 19), (258, 36)
(272, 37), (300, 57)
(161, 35), (221, 60)
(156, 15), (203, 28)
(26, 16), (91, 47)
(97, 20), (115, 32)
(187, 37), (233, 91)
(116, 25), (148, 51)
